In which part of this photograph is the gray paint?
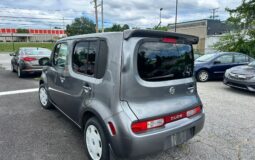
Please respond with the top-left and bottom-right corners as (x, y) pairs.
(40, 30), (205, 158)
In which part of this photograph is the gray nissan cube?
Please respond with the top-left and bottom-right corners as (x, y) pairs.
(38, 29), (205, 160)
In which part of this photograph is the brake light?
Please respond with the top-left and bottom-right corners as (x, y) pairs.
(131, 118), (164, 133)
(162, 38), (177, 43)
(21, 57), (36, 62)
(131, 106), (201, 133)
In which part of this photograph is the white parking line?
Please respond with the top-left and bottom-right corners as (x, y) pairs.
(0, 88), (38, 96)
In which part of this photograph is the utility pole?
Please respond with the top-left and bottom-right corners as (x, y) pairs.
(93, 0), (99, 33)
(210, 8), (219, 20)
(174, 0), (178, 32)
(101, 0), (104, 32)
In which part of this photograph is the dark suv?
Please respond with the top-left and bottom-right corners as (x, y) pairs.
(39, 30), (205, 160)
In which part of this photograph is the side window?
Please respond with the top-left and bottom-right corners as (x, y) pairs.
(234, 54), (248, 63)
(53, 43), (68, 68)
(215, 55), (233, 64)
(73, 41), (98, 76)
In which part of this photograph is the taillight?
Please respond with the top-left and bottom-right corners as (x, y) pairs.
(162, 38), (177, 43)
(131, 118), (164, 133)
(21, 57), (36, 62)
(131, 106), (202, 133)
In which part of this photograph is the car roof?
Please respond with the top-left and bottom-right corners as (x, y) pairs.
(59, 29), (199, 44)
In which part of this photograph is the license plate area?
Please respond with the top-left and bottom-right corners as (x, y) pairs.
(165, 127), (195, 148)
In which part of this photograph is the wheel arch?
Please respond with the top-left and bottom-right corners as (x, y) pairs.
(80, 108), (110, 137)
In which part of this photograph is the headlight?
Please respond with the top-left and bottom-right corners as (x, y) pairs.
(225, 69), (230, 77)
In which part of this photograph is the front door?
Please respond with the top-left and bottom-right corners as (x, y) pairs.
(56, 40), (99, 123)
(47, 42), (69, 107)
(211, 54), (234, 78)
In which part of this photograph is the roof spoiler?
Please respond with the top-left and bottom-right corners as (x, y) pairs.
(123, 29), (199, 44)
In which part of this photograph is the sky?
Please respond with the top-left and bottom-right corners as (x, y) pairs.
(0, 0), (243, 29)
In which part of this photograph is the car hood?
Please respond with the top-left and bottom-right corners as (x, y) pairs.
(230, 65), (255, 75)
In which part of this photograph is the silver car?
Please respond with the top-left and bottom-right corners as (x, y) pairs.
(10, 47), (52, 78)
(38, 30), (205, 160)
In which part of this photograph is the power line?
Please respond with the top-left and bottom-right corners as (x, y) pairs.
(0, 15), (73, 21)
(210, 8), (219, 20)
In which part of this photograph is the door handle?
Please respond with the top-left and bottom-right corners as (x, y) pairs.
(83, 86), (92, 94)
(60, 76), (65, 83)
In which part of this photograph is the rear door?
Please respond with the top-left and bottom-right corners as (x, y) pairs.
(121, 37), (198, 120)
(234, 53), (250, 65)
(210, 54), (234, 78)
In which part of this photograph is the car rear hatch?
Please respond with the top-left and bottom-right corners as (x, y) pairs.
(121, 30), (202, 121)
(21, 49), (51, 67)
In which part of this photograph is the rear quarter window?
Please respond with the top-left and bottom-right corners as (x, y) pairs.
(137, 41), (193, 81)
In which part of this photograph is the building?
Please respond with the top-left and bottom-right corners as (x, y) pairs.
(0, 28), (66, 42)
(168, 19), (230, 54)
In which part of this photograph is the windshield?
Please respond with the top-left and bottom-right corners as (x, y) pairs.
(22, 48), (51, 55)
(249, 61), (255, 67)
(196, 54), (216, 62)
(137, 41), (193, 81)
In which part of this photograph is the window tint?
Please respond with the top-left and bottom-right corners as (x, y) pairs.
(96, 40), (108, 79)
(137, 41), (193, 81)
(215, 55), (233, 64)
(53, 43), (68, 68)
(196, 54), (216, 62)
(234, 54), (248, 63)
(73, 41), (97, 76)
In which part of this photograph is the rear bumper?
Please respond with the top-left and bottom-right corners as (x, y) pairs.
(19, 62), (43, 72)
(108, 111), (205, 158)
(223, 77), (255, 92)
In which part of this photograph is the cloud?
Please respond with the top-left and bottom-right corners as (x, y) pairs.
(0, 0), (242, 29)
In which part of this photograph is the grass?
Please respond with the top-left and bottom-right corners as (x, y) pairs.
(0, 42), (55, 52)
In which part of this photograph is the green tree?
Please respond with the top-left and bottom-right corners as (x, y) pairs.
(122, 24), (130, 30)
(65, 17), (96, 36)
(153, 26), (168, 31)
(213, 0), (255, 57)
(17, 28), (29, 33)
(104, 24), (130, 32)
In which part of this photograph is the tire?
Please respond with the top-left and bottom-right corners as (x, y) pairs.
(17, 66), (25, 78)
(39, 84), (53, 109)
(197, 70), (209, 82)
(84, 117), (109, 160)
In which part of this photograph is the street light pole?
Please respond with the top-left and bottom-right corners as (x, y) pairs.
(175, 0), (178, 32)
(160, 8), (163, 27)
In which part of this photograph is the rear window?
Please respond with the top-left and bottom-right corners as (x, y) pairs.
(23, 48), (51, 55)
(137, 41), (193, 81)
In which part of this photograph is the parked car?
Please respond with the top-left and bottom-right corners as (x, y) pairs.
(195, 52), (254, 82)
(224, 61), (255, 92)
(38, 30), (205, 160)
(10, 47), (52, 78)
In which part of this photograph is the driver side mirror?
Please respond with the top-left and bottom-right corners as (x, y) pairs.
(214, 60), (221, 64)
(9, 53), (15, 56)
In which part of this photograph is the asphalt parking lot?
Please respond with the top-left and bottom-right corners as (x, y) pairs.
(0, 53), (255, 160)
